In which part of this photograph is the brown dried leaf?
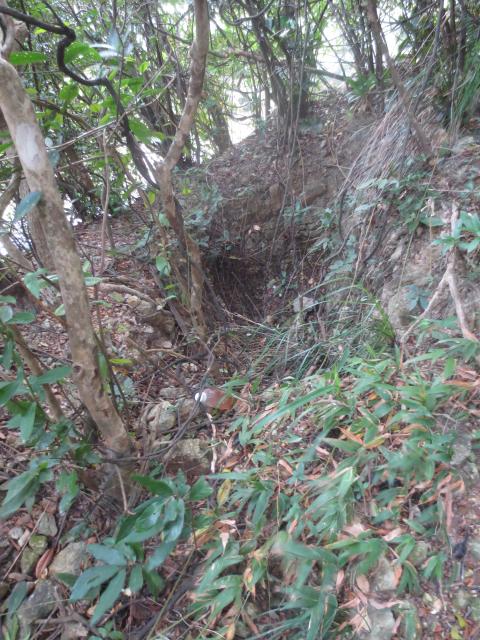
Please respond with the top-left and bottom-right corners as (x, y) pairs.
(356, 574), (370, 594)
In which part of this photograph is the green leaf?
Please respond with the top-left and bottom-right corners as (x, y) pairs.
(64, 41), (102, 64)
(88, 544), (127, 567)
(91, 569), (126, 625)
(57, 470), (79, 514)
(9, 51), (47, 65)
(142, 568), (164, 598)
(0, 462), (51, 519)
(32, 365), (72, 385)
(189, 477), (212, 501)
(6, 581), (28, 619)
(23, 269), (49, 298)
(128, 565), (144, 594)
(7, 311), (36, 324)
(146, 541), (176, 571)
(155, 255), (171, 276)
(0, 305), (13, 323)
(14, 191), (42, 222)
(0, 379), (22, 405)
(70, 565), (120, 601)
(132, 475), (174, 497)
(19, 401), (37, 443)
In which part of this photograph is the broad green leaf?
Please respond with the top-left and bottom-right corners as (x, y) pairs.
(91, 569), (126, 624)
(142, 568), (164, 598)
(146, 541), (176, 571)
(128, 565), (143, 594)
(9, 51), (47, 65)
(14, 191), (42, 222)
(57, 470), (79, 515)
(163, 501), (185, 542)
(0, 305), (13, 323)
(7, 311), (36, 324)
(23, 269), (49, 298)
(64, 41), (102, 64)
(132, 475), (174, 497)
(6, 581), (28, 619)
(32, 365), (72, 385)
(19, 401), (37, 443)
(0, 379), (22, 405)
(0, 463), (50, 519)
(88, 544), (127, 567)
(189, 477), (213, 501)
(155, 255), (171, 276)
(70, 565), (120, 601)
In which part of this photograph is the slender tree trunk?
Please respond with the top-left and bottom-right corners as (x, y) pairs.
(0, 56), (132, 462)
(365, 0), (433, 157)
(153, 0), (210, 339)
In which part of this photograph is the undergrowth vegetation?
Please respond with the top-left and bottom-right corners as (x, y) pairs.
(1, 288), (473, 638)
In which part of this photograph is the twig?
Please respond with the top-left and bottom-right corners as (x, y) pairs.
(401, 204), (480, 362)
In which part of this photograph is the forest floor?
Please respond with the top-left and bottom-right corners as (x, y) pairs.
(2, 97), (480, 640)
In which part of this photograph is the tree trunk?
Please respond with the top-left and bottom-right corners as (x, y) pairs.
(364, 0), (433, 157)
(0, 57), (132, 462)
(153, 0), (210, 339)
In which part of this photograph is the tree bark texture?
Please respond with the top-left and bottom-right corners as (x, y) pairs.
(0, 56), (131, 458)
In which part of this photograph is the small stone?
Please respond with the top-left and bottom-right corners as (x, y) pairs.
(372, 555), (397, 591)
(470, 595), (480, 622)
(37, 513), (58, 537)
(469, 536), (480, 561)
(461, 462), (479, 482)
(159, 386), (180, 401)
(141, 401), (176, 436)
(28, 535), (47, 554)
(166, 439), (211, 481)
(360, 605), (395, 640)
(409, 541), (429, 567)
(61, 622), (88, 639)
(20, 547), (41, 574)
(178, 398), (198, 422)
(451, 442), (472, 466)
(453, 589), (471, 609)
(17, 580), (59, 634)
(8, 527), (24, 541)
(50, 542), (87, 580)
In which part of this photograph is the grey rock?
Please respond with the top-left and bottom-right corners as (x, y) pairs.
(8, 527), (24, 541)
(61, 621), (89, 639)
(37, 513), (58, 537)
(166, 439), (211, 479)
(142, 400), (176, 436)
(372, 555), (397, 592)
(28, 535), (47, 554)
(469, 535), (480, 561)
(50, 542), (87, 580)
(461, 461), (479, 482)
(471, 595), (480, 622)
(451, 440), (472, 467)
(160, 386), (180, 401)
(453, 589), (471, 609)
(178, 398), (198, 422)
(395, 601), (422, 639)
(360, 605), (396, 640)
(20, 547), (41, 574)
(17, 580), (59, 633)
(409, 541), (429, 567)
